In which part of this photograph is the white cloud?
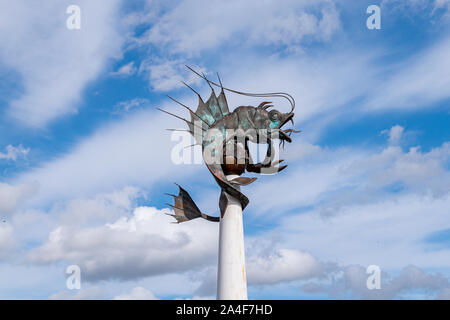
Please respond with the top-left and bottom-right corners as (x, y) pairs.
(114, 287), (159, 300)
(382, 0), (430, 11)
(204, 35), (450, 130)
(242, 130), (450, 270)
(113, 98), (151, 114)
(209, 50), (378, 134)
(0, 145), (29, 161)
(110, 61), (137, 77)
(0, 223), (16, 260)
(134, 0), (343, 93)
(29, 206), (218, 281)
(49, 286), (103, 300)
(139, 58), (205, 91)
(12, 131), (450, 296)
(365, 36), (450, 111)
(0, 182), (38, 216)
(381, 125), (404, 145)
(382, 0), (450, 19)
(180, 295), (216, 300)
(53, 186), (142, 226)
(342, 143), (450, 198)
(193, 236), (329, 296)
(132, 48), (375, 144)
(131, 0), (450, 126)
(1, 0), (450, 300)
(438, 288), (450, 299)
(433, 0), (450, 19)
(137, 0), (340, 56)
(247, 248), (323, 286)
(3, 186), (142, 256)
(277, 191), (450, 269)
(434, 0), (450, 9)
(16, 109), (202, 206)
(249, 134), (450, 216)
(303, 264), (450, 299)
(8, 107), (450, 297)
(0, 0), (124, 127)
(21, 122), (450, 286)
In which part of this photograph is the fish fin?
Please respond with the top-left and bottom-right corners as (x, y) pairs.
(165, 185), (219, 223)
(229, 177), (257, 186)
(184, 66), (230, 128)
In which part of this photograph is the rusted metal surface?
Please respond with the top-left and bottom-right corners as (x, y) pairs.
(161, 67), (299, 223)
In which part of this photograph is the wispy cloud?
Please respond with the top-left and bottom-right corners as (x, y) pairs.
(135, 0), (340, 56)
(0, 182), (37, 216)
(302, 264), (450, 299)
(139, 58), (206, 91)
(110, 61), (137, 77)
(381, 125), (404, 145)
(114, 287), (159, 300)
(112, 98), (151, 114)
(250, 128), (450, 216)
(0, 223), (16, 260)
(364, 36), (450, 111)
(16, 109), (201, 205)
(0, 145), (29, 161)
(49, 286), (103, 300)
(0, 0), (124, 127)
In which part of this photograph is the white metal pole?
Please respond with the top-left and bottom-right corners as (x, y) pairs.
(217, 174), (248, 300)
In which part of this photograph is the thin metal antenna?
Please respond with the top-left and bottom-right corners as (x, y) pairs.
(164, 193), (177, 197)
(166, 128), (191, 132)
(202, 72), (215, 92)
(185, 65), (295, 113)
(181, 81), (203, 99)
(183, 143), (201, 149)
(257, 101), (272, 108)
(217, 72), (224, 91)
(215, 72), (226, 118)
(167, 95), (210, 127)
(157, 108), (206, 131)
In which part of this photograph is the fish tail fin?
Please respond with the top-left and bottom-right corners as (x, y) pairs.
(165, 184), (219, 223)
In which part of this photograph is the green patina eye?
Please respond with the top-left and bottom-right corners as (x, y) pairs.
(268, 110), (280, 128)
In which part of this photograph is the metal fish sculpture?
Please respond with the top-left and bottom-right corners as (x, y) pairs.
(159, 66), (299, 223)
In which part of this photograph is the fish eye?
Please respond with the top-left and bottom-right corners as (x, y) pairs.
(269, 110), (279, 121)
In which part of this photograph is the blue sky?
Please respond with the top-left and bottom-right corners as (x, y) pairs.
(0, 0), (450, 300)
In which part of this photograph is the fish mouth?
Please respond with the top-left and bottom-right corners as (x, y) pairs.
(279, 129), (292, 143)
(278, 113), (298, 143)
